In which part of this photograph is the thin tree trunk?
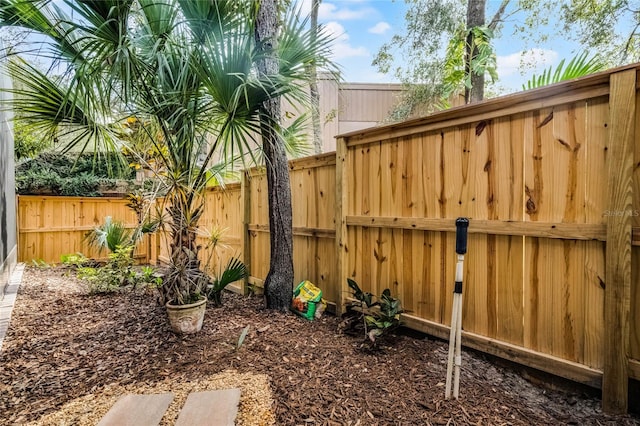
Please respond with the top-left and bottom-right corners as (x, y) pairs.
(465, 0), (486, 103)
(254, 0), (295, 311)
(309, 0), (322, 154)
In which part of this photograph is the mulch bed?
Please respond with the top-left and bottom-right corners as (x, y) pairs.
(1, 266), (639, 425)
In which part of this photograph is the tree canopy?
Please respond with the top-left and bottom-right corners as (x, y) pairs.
(377, 0), (637, 120)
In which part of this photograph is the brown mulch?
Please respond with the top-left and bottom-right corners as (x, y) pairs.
(1, 266), (639, 426)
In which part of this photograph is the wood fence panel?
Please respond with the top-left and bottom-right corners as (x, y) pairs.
(632, 86), (640, 364)
(337, 66), (640, 403)
(196, 186), (243, 291)
(18, 196), (147, 263)
(630, 78), (640, 366)
(631, 247), (640, 362)
(245, 155), (338, 303)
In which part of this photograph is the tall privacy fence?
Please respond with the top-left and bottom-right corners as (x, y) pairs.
(18, 64), (640, 412)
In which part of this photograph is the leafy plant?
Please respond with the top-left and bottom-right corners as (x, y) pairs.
(78, 246), (161, 294)
(84, 217), (134, 254)
(60, 252), (88, 269)
(343, 278), (403, 344)
(205, 258), (248, 307)
(78, 245), (136, 293)
(522, 52), (605, 90)
(140, 266), (163, 288)
(30, 258), (50, 268)
(13, 116), (50, 160)
(442, 25), (498, 102)
(237, 325), (250, 351)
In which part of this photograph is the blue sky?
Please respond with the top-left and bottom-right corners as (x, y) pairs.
(305, 0), (583, 94)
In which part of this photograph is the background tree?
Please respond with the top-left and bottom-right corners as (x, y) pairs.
(375, 0), (510, 119)
(518, 0), (640, 65)
(380, 0), (637, 121)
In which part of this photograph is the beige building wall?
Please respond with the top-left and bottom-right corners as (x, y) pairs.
(281, 74), (404, 153)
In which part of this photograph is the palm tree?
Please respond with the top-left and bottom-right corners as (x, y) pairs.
(0, 0), (333, 307)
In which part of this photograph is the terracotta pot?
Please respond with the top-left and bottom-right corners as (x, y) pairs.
(165, 297), (207, 334)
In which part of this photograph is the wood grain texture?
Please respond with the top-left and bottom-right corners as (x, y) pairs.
(240, 172), (252, 295)
(336, 137), (349, 313)
(18, 196), (149, 264)
(345, 216), (606, 240)
(603, 69), (636, 413)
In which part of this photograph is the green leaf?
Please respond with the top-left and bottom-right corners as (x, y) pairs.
(523, 52), (605, 90)
(237, 325), (250, 350)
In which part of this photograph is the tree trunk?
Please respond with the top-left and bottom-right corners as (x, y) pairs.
(309, 0), (322, 154)
(254, 0), (295, 311)
(465, 0), (486, 103)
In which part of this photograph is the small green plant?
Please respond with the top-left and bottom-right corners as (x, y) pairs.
(60, 252), (88, 268)
(199, 226), (248, 306)
(78, 245), (153, 293)
(31, 258), (50, 268)
(140, 265), (163, 287)
(343, 278), (403, 344)
(205, 257), (248, 307)
(237, 325), (250, 351)
(85, 217), (134, 254)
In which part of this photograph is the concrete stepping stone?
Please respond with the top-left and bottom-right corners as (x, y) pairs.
(175, 388), (241, 426)
(97, 393), (174, 426)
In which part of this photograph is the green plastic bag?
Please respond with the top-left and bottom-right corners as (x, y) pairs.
(291, 280), (325, 320)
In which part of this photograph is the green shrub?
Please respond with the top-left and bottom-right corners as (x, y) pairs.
(60, 173), (101, 196)
(60, 252), (89, 268)
(14, 118), (50, 160)
(342, 278), (403, 345)
(15, 152), (136, 197)
(78, 246), (161, 294)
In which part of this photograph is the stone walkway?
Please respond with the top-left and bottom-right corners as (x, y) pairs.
(0, 263), (24, 352)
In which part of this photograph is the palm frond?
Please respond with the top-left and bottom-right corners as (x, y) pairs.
(5, 58), (121, 155)
(85, 216), (133, 253)
(523, 52), (606, 90)
(281, 113), (312, 158)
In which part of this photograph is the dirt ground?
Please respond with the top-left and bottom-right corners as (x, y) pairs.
(1, 266), (639, 425)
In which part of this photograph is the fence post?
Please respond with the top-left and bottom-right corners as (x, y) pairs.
(603, 68), (636, 413)
(336, 137), (348, 314)
(240, 170), (251, 296)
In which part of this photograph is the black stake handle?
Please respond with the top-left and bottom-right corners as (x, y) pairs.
(455, 218), (469, 255)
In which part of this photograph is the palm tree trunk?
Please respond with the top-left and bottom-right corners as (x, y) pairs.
(255, 0), (295, 311)
(309, 0), (322, 154)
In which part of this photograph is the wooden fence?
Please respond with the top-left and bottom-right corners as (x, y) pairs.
(335, 64), (639, 413)
(18, 196), (151, 263)
(17, 64), (640, 412)
(244, 153), (338, 302)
